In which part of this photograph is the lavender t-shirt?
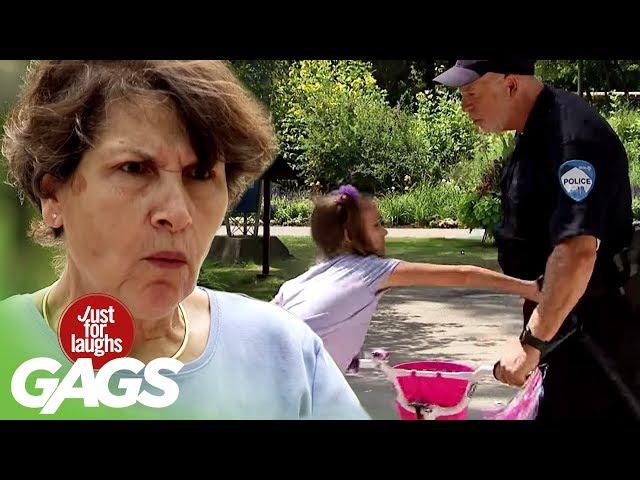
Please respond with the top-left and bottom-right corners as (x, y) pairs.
(273, 253), (400, 372)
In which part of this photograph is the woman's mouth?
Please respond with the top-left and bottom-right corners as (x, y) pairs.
(144, 251), (188, 269)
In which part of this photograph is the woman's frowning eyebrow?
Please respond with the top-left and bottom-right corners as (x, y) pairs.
(105, 144), (199, 169)
(108, 145), (154, 161)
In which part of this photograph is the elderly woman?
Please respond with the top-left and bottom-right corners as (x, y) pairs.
(0, 60), (369, 419)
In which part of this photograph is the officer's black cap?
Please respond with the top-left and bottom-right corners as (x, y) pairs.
(433, 60), (536, 87)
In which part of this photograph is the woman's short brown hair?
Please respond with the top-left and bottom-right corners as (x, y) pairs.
(2, 60), (277, 245)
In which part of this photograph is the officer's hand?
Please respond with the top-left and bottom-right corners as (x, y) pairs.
(494, 338), (541, 387)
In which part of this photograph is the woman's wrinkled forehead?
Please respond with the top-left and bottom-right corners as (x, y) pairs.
(95, 95), (199, 166)
(102, 93), (187, 138)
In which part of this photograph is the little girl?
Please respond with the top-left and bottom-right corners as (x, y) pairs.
(272, 185), (540, 372)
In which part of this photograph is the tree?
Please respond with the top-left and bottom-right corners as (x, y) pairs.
(536, 60), (640, 94)
(229, 60), (291, 108)
(371, 60), (454, 110)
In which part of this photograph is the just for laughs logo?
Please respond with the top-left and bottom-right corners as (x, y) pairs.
(10, 294), (184, 415)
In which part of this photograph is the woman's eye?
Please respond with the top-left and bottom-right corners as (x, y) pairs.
(186, 165), (213, 181)
(120, 162), (149, 175)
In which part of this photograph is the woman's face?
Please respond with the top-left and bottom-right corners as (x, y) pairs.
(43, 95), (228, 319)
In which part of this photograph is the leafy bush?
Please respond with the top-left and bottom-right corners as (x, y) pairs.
(633, 197), (640, 220)
(458, 192), (502, 233)
(414, 89), (482, 171)
(456, 134), (513, 240)
(271, 191), (314, 226)
(378, 181), (465, 227)
(606, 100), (640, 191)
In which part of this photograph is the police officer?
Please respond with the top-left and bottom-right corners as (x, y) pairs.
(434, 60), (639, 419)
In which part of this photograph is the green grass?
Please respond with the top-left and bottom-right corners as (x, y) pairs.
(198, 237), (317, 302)
(385, 238), (499, 269)
(198, 236), (499, 302)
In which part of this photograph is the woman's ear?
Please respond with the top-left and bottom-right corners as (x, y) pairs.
(40, 173), (63, 228)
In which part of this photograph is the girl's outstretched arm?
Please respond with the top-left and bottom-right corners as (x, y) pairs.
(379, 261), (540, 302)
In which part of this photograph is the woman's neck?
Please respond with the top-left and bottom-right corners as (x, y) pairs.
(42, 271), (186, 363)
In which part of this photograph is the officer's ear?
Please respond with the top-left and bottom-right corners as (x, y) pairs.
(504, 74), (518, 97)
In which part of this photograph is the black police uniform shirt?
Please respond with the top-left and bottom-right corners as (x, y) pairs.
(495, 84), (632, 300)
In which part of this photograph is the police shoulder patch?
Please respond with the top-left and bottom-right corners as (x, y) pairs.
(558, 160), (596, 202)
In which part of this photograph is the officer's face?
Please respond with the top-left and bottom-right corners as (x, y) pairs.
(460, 73), (513, 132)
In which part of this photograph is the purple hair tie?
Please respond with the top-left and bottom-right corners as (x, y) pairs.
(336, 184), (360, 203)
